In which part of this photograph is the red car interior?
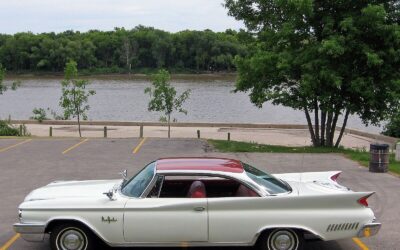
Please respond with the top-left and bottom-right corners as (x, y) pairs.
(187, 181), (207, 198)
(159, 178), (259, 198)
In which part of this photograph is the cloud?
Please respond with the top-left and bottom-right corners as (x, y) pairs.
(0, 0), (244, 34)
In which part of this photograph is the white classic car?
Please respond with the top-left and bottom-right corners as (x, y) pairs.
(14, 157), (381, 250)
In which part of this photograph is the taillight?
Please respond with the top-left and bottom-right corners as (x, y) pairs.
(358, 194), (373, 207)
(358, 197), (369, 207)
(330, 172), (341, 182)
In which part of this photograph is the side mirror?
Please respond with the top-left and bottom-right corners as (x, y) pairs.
(120, 169), (128, 181)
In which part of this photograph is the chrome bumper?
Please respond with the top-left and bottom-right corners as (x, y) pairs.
(357, 222), (381, 238)
(13, 223), (46, 242)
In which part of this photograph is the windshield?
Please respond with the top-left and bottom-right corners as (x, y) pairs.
(243, 162), (290, 195)
(121, 162), (155, 197)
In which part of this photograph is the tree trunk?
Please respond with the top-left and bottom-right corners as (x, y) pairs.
(314, 100), (320, 146)
(320, 111), (326, 146)
(73, 90), (82, 138)
(167, 114), (171, 139)
(329, 110), (340, 146)
(77, 113), (81, 138)
(304, 108), (317, 146)
(335, 109), (350, 148)
(325, 112), (333, 146)
(124, 39), (130, 69)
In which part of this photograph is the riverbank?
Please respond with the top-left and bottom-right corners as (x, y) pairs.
(8, 121), (398, 150)
(4, 72), (237, 81)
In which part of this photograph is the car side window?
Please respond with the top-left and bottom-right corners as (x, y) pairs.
(148, 175), (259, 198)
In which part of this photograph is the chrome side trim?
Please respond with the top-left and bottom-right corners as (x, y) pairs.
(107, 241), (254, 247)
(20, 208), (127, 212)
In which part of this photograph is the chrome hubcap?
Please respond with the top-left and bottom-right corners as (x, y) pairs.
(269, 230), (296, 250)
(274, 234), (291, 249)
(59, 229), (85, 250)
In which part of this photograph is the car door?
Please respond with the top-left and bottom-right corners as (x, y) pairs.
(123, 175), (208, 243)
(207, 182), (262, 244)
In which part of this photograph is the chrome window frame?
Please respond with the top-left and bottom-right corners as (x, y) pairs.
(142, 171), (265, 198)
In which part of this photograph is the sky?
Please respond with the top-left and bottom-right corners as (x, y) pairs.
(0, 0), (244, 34)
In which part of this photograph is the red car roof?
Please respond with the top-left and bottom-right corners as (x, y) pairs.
(156, 157), (244, 173)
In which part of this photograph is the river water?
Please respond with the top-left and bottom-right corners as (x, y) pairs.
(0, 77), (382, 133)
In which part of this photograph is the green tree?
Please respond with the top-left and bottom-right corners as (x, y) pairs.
(225, 0), (400, 147)
(145, 69), (191, 138)
(60, 60), (96, 137)
(383, 111), (400, 138)
(0, 27), (245, 73)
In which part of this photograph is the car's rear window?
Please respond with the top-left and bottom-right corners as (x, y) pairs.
(242, 162), (290, 195)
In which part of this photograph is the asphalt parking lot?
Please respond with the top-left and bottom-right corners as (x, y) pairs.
(0, 138), (399, 250)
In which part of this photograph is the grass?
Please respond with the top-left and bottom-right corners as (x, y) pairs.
(209, 140), (400, 176)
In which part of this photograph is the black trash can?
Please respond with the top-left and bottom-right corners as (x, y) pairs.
(369, 144), (390, 173)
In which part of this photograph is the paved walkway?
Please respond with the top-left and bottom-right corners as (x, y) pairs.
(23, 124), (391, 150)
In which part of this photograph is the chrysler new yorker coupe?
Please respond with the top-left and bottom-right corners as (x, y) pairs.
(14, 157), (381, 250)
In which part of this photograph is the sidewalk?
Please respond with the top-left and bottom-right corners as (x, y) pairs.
(21, 123), (392, 150)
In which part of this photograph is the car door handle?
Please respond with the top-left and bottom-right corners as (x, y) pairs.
(193, 207), (205, 212)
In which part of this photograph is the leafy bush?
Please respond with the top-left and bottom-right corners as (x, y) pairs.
(0, 120), (20, 136)
(383, 114), (400, 138)
(30, 108), (48, 123)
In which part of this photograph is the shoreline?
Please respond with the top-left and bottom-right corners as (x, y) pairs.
(4, 72), (237, 81)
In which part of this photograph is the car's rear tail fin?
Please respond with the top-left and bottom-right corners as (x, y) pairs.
(330, 171), (342, 182)
(357, 192), (375, 207)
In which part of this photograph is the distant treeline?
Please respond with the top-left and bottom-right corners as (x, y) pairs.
(0, 26), (252, 74)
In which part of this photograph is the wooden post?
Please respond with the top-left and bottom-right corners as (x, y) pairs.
(140, 125), (144, 138)
(19, 125), (23, 136)
(396, 143), (400, 162)
(104, 126), (107, 138)
(228, 132), (231, 141)
(197, 130), (200, 139)
(49, 127), (53, 137)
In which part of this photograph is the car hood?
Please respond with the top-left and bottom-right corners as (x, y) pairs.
(24, 179), (122, 202)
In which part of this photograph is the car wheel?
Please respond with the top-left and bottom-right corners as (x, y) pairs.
(259, 228), (304, 250)
(50, 223), (95, 250)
